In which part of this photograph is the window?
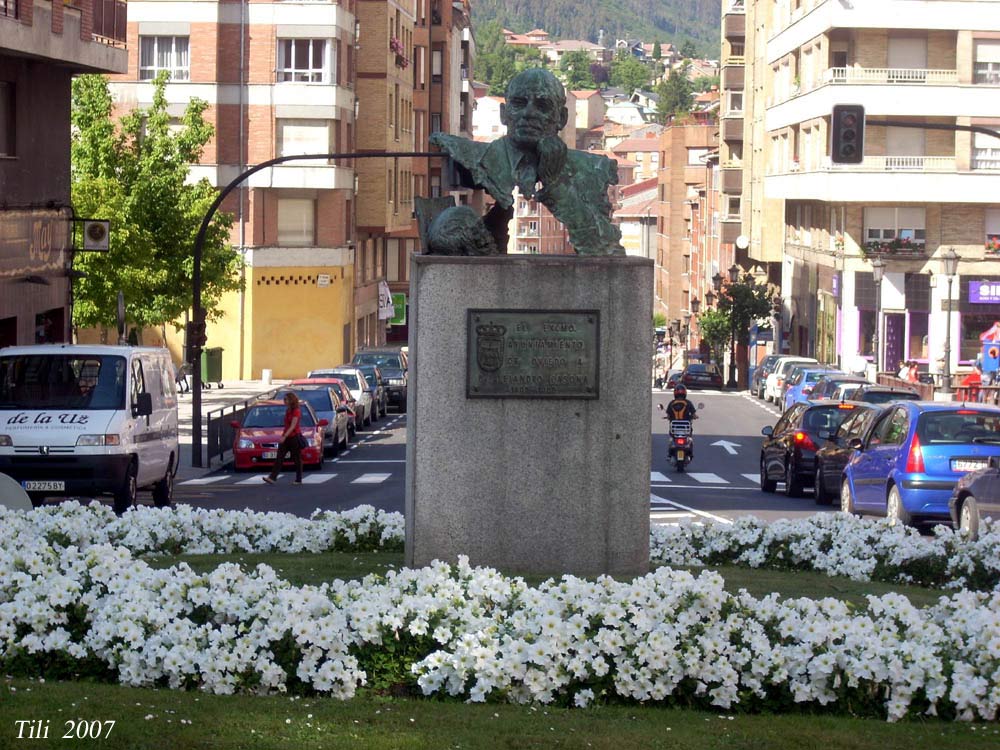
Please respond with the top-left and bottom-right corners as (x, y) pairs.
(431, 49), (443, 82)
(139, 36), (190, 81)
(726, 196), (741, 218)
(987, 209), (1000, 245)
(728, 90), (743, 113)
(973, 132), (1000, 170)
(277, 39), (330, 83)
(277, 198), (315, 246)
(687, 147), (709, 166)
(864, 207), (925, 246)
(430, 113), (441, 133)
(974, 41), (1000, 84)
(277, 119), (332, 164)
(430, 174), (441, 198)
(0, 83), (12, 157)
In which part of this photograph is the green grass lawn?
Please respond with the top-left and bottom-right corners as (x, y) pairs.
(4, 552), (983, 749)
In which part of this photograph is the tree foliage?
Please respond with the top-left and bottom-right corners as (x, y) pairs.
(610, 54), (651, 94)
(590, 62), (610, 87)
(71, 74), (242, 332)
(717, 278), (775, 347)
(652, 41), (662, 60)
(679, 39), (698, 59)
(654, 62), (694, 123)
(559, 50), (597, 90)
(693, 74), (720, 93)
(697, 309), (730, 365)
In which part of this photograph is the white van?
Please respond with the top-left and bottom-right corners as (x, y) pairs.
(0, 344), (179, 513)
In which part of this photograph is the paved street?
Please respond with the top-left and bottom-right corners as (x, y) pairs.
(174, 389), (835, 526)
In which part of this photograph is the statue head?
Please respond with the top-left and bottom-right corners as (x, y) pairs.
(425, 205), (499, 256)
(501, 68), (569, 150)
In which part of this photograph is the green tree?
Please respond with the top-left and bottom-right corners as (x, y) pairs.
(696, 309), (730, 365)
(652, 41), (662, 60)
(654, 62), (694, 123)
(475, 20), (519, 95)
(692, 74), (719, 93)
(71, 73), (242, 333)
(680, 39), (698, 59)
(717, 277), (774, 349)
(610, 53), (651, 94)
(559, 50), (597, 89)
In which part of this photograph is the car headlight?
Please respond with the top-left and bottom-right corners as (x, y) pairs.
(237, 438), (254, 449)
(75, 434), (121, 446)
(0, 435), (11, 447)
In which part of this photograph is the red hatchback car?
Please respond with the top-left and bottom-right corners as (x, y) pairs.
(231, 399), (327, 471)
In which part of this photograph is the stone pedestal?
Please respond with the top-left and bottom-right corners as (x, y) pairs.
(405, 255), (653, 577)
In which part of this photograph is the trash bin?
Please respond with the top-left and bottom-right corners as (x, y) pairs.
(200, 347), (224, 389)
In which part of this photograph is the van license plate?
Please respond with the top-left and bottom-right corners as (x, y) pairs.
(262, 451), (278, 459)
(22, 481), (65, 492)
(952, 459), (988, 472)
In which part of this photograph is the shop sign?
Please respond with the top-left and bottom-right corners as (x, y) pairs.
(0, 209), (71, 280)
(390, 293), (407, 325)
(969, 280), (1000, 304)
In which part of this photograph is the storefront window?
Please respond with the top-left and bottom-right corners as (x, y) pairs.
(909, 314), (929, 361)
(961, 313), (1000, 362)
(859, 309), (875, 356)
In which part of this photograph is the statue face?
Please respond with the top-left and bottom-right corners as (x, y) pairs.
(502, 74), (568, 149)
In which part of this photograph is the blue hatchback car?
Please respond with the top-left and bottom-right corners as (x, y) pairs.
(841, 402), (1000, 526)
(783, 367), (840, 411)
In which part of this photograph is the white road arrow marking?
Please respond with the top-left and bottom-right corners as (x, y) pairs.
(711, 440), (741, 455)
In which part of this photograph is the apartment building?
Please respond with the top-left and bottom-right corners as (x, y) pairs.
(739, 0), (1000, 376)
(109, 0), (358, 379)
(355, 0), (414, 348)
(655, 121), (718, 329)
(0, 0), (127, 347)
(387, 0), (474, 343)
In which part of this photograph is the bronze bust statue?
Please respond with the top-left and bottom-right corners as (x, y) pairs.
(427, 68), (625, 256)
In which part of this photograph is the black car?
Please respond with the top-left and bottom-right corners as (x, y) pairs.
(752, 355), (782, 399)
(760, 400), (867, 497)
(949, 459), (1000, 539)
(844, 384), (920, 404)
(809, 374), (869, 401)
(352, 348), (407, 412)
(680, 363), (724, 390)
(355, 364), (388, 420)
(812, 402), (886, 504)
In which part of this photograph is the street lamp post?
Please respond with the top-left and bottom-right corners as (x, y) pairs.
(941, 248), (960, 394)
(705, 290), (716, 308)
(682, 312), (692, 368)
(871, 256), (885, 374)
(726, 264), (740, 388)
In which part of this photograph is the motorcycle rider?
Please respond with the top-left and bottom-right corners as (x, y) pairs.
(664, 384), (698, 461)
(665, 384), (698, 422)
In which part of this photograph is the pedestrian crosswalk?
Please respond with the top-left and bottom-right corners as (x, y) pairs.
(182, 468), (761, 489)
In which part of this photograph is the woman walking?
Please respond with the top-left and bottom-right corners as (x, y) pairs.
(263, 392), (304, 485)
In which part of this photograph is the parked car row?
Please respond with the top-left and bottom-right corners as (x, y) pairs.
(230, 347), (408, 474)
(760, 395), (1000, 537)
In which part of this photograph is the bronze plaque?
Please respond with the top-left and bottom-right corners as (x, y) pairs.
(467, 309), (600, 399)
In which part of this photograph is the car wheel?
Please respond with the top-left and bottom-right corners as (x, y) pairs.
(152, 457), (174, 508)
(959, 495), (981, 540)
(814, 463), (832, 505)
(760, 456), (777, 493)
(886, 484), (912, 526)
(114, 460), (138, 515)
(840, 479), (857, 516)
(785, 459), (804, 498)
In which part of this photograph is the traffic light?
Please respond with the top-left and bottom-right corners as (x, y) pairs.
(830, 104), (865, 164)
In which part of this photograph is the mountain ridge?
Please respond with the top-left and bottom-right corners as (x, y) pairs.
(471, 0), (722, 57)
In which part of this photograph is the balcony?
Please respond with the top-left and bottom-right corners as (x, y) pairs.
(92, 0), (127, 47)
(720, 216), (742, 244)
(722, 118), (744, 141)
(766, 69), (1000, 130)
(765, 157), (1000, 203)
(2, 0), (127, 72)
(724, 55), (745, 67)
(721, 165), (743, 193)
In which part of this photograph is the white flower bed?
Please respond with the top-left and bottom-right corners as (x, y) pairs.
(2, 504), (999, 721)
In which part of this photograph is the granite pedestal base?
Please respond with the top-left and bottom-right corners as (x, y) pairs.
(405, 255), (653, 576)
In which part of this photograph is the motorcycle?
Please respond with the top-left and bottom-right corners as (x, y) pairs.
(658, 402), (704, 472)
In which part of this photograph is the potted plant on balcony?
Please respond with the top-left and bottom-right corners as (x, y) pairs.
(987, 236), (1000, 255)
(863, 237), (925, 258)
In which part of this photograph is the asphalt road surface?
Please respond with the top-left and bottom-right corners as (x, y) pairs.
(175, 390), (836, 527)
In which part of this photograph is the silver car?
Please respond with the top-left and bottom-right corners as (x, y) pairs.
(307, 367), (374, 427)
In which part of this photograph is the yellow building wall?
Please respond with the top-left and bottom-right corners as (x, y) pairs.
(245, 263), (355, 380)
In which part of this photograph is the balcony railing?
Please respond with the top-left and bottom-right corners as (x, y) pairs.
(92, 0), (127, 47)
(824, 67), (959, 86)
(726, 0), (745, 13)
(828, 155), (957, 172)
(1, 0), (16, 18)
(725, 55), (745, 66)
(973, 153), (1000, 170)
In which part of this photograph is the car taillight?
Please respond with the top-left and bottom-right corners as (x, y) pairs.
(906, 434), (924, 473)
(794, 431), (817, 451)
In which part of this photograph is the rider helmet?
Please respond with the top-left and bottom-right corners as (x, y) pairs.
(673, 384), (687, 400)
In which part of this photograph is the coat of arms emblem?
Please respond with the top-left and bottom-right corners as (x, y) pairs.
(476, 323), (506, 372)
